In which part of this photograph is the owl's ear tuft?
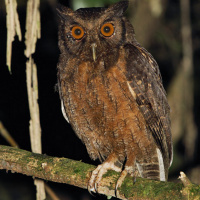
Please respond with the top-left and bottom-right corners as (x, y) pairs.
(56, 4), (74, 21)
(107, 1), (129, 16)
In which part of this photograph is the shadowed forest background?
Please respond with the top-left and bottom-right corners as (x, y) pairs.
(0, 0), (200, 199)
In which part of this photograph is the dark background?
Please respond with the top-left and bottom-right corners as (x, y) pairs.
(0, 0), (200, 199)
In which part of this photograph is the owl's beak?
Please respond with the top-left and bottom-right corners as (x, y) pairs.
(91, 43), (97, 62)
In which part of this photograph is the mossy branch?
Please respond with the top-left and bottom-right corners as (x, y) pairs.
(0, 145), (199, 200)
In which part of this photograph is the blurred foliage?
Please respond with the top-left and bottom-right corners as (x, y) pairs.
(71, 0), (119, 10)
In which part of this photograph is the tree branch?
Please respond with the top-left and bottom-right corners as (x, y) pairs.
(0, 145), (199, 200)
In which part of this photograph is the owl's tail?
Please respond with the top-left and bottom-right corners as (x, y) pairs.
(136, 148), (167, 181)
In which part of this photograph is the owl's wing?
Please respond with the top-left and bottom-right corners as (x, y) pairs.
(125, 43), (173, 167)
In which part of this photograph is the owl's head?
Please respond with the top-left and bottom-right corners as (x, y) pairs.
(57, 1), (135, 67)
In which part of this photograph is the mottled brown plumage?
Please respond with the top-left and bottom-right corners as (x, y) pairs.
(57, 0), (173, 193)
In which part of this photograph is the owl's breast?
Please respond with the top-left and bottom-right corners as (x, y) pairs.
(59, 58), (151, 161)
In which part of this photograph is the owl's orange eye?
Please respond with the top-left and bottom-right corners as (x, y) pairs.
(101, 23), (114, 37)
(71, 26), (85, 40)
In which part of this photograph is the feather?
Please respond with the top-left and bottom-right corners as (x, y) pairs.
(125, 43), (172, 171)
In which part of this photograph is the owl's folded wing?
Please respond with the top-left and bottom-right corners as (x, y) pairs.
(124, 43), (173, 168)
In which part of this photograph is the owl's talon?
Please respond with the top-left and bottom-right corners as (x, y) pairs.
(115, 183), (119, 197)
(88, 164), (106, 193)
(87, 186), (96, 197)
(115, 168), (134, 197)
(94, 182), (98, 192)
(88, 155), (122, 195)
(88, 181), (96, 195)
(88, 165), (102, 193)
(88, 182), (96, 194)
(116, 168), (128, 190)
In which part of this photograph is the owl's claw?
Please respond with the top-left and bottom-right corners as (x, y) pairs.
(88, 164), (108, 193)
(88, 155), (122, 194)
(115, 169), (128, 197)
(94, 182), (98, 191)
(115, 166), (136, 197)
(88, 186), (95, 195)
(88, 164), (102, 193)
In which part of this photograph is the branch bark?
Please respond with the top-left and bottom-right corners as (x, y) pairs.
(0, 145), (199, 200)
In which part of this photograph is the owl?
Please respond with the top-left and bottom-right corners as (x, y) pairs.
(57, 0), (173, 193)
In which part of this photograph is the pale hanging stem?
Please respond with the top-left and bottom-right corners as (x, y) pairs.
(44, 185), (60, 200)
(0, 121), (19, 148)
(24, 0), (41, 57)
(5, 0), (22, 73)
(26, 58), (42, 154)
(26, 57), (45, 200)
(25, 0), (45, 199)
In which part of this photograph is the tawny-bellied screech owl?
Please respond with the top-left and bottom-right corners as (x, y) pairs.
(57, 0), (173, 193)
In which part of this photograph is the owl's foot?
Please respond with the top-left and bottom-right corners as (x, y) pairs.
(88, 154), (122, 193)
(115, 166), (136, 194)
(115, 168), (128, 190)
(115, 155), (136, 197)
